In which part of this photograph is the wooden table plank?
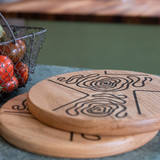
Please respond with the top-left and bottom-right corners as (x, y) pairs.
(0, 0), (160, 24)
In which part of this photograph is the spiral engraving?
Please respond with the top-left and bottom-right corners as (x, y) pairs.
(49, 71), (153, 118)
(66, 94), (127, 118)
(57, 73), (152, 92)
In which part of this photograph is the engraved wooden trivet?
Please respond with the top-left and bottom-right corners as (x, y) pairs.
(27, 70), (160, 136)
(0, 93), (158, 158)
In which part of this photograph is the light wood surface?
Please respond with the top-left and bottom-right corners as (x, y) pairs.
(27, 70), (160, 136)
(0, 0), (160, 24)
(0, 93), (159, 158)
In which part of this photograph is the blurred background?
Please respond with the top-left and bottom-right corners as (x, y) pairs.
(1, 0), (160, 75)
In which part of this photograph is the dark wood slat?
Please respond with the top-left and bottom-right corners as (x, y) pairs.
(0, 0), (160, 24)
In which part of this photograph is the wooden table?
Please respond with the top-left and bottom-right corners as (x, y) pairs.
(0, 0), (160, 24)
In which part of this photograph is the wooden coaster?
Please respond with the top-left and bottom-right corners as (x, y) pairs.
(27, 70), (160, 136)
(0, 93), (159, 158)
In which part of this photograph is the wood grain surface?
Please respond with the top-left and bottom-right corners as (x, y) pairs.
(0, 93), (159, 158)
(27, 70), (160, 136)
(0, 0), (160, 24)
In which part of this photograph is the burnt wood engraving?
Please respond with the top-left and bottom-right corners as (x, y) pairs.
(70, 132), (101, 141)
(12, 99), (28, 110)
(48, 71), (155, 118)
(57, 73), (152, 92)
(65, 94), (128, 118)
(4, 99), (29, 114)
(133, 90), (160, 115)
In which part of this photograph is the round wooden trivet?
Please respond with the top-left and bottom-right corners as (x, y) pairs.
(0, 93), (158, 158)
(27, 70), (160, 136)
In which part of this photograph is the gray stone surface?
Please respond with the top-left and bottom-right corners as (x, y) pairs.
(0, 64), (159, 160)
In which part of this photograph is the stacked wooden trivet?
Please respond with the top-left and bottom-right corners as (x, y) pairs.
(0, 70), (160, 158)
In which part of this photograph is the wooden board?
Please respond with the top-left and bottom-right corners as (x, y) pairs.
(0, 93), (159, 158)
(0, 0), (160, 24)
(27, 70), (160, 136)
